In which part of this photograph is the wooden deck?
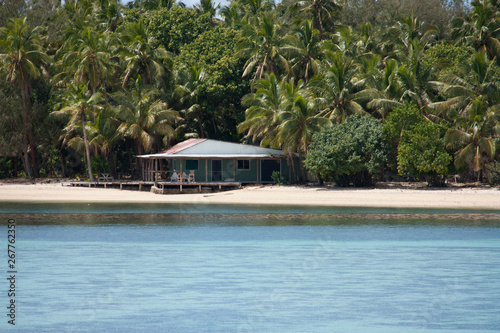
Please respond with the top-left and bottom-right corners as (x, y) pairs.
(63, 180), (242, 193)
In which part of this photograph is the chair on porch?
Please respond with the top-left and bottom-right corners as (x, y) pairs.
(188, 171), (195, 183)
(170, 172), (178, 182)
(181, 172), (188, 182)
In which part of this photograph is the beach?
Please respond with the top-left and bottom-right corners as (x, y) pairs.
(0, 180), (499, 209)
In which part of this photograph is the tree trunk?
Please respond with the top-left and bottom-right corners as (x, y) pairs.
(19, 79), (33, 178)
(82, 111), (94, 181)
(21, 133), (32, 178)
(60, 149), (67, 176)
(288, 150), (298, 183)
(316, 173), (324, 186)
(298, 150), (306, 182)
(23, 78), (39, 178)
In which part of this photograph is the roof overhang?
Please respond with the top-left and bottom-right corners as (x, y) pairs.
(137, 154), (285, 159)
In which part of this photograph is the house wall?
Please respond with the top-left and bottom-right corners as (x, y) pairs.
(168, 158), (291, 183)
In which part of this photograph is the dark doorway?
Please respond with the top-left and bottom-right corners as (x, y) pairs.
(261, 159), (280, 182)
(212, 160), (222, 181)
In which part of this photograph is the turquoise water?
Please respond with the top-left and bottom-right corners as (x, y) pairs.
(1, 203), (500, 332)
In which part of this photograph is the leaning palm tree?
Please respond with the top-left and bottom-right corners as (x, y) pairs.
(0, 16), (49, 178)
(52, 84), (104, 182)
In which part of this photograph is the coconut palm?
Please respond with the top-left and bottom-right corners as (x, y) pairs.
(277, 93), (330, 153)
(284, 19), (327, 83)
(86, 107), (121, 175)
(0, 16), (49, 178)
(175, 65), (209, 138)
(309, 52), (375, 123)
(194, 0), (220, 22)
(452, 0), (500, 64)
(58, 27), (116, 106)
(113, 77), (181, 156)
(237, 13), (291, 81)
(292, 0), (342, 40)
(428, 51), (500, 122)
(120, 19), (173, 88)
(238, 73), (292, 147)
(276, 93), (330, 180)
(52, 84), (103, 181)
(220, 3), (244, 28)
(444, 99), (500, 182)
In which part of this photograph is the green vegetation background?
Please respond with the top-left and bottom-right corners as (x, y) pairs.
(0, 0), (498, 185)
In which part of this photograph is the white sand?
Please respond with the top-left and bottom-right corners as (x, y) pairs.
(0, 182), (499, 209)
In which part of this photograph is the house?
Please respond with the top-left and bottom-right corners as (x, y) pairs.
(137, 138), (299, 184)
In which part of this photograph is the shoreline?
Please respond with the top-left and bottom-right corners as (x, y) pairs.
(1, 181), (499, 210)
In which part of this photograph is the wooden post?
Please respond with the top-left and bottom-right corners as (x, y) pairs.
(205, 159), (208, 182)
(257, 159), (260, 184)
(233, 159), (236, 181)
(180, 158), (183, 182)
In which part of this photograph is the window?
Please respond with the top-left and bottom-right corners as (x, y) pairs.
(185, 159), (199, 170)
(237, 159), (250, 170)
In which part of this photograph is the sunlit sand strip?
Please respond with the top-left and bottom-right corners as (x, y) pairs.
(0, 183), (499, 210)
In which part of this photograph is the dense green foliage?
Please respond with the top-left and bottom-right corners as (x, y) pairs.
(148, 7), (212, 54)
(305, 115), (387, 186)
(0, 0), (498, 185)
(398, 121), (452, 186)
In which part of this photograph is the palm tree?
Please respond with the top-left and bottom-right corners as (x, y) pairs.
(444, 99), (499, 182)
(238, 73), (292, 147)
(120, 19), (173, 88)
(237, 13), (291, 81)
(276, 93), (330, 179)
(194, 0), (220, 23)
(86, 106), (120, 175)
(175, 65), (209, 138)
(58, 27), (116, 106)
(292, 0), (342, 40)
(452, 0), (500, 64)
(220, 3), (244, 28)
(365, 57), (404, 117)
(284, 19), (326, 83)
(0, 16), (49, 178)
(428, 51), (500, 122)
(52, 84), (103, 182)
(235, 0), (275, 25)
(95, 0), (125, 33)
(113, 77), (181, 156)
(309, 52), (375, 123)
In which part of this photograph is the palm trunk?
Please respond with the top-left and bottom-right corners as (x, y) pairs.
(298, 150), (306, 182)
(288, 150), (298, 183)
(82, 110), (94, 181)
(25, 79), (39, 178)
(20, 79), (33, 178)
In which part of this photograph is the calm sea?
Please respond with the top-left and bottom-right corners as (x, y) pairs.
(1, 202), (500, 332)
